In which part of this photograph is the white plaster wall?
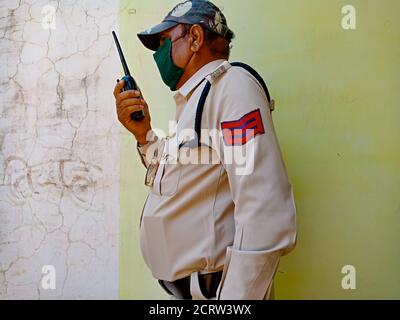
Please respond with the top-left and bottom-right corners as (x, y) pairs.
(0, 0), (121, 299)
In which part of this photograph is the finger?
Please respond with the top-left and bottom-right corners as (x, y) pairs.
(119, 107), (145, 123)
(118, 105), (145, 119)
(113, 79), (125, 98)
(116, 90), (141, 104)
(118, 98), (144, 110)
(113, 79), (124, 97)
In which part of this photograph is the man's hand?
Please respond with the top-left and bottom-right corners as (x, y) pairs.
(114, 79), (152, 145)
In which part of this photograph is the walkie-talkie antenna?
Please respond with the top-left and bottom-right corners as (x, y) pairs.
(112, 31), (131, 76)
(112, 30), (143, 121)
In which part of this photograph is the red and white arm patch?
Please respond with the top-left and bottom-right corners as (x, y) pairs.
(221, 109), (266, 146)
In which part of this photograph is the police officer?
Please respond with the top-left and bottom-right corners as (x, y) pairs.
(114, 0), (297, 300)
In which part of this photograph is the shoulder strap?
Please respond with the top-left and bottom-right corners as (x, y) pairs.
(230, 62), (271, 103)
(194, 62), (272, 147)
(194, 80), (212, 148)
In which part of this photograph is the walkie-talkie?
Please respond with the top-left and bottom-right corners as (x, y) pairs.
(112, 31), (145, 122)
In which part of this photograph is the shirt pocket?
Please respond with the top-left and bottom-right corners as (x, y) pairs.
(151, 138), (182, 197)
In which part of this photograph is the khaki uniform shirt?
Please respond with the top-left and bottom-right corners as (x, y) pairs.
(137, 59), (297, 300)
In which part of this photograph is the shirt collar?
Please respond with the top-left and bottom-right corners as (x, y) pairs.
(173, 59), (227, 103)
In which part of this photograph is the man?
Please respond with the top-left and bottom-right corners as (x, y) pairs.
(114, 0), (297, 300)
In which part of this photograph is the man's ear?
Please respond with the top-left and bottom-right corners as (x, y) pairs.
(189, 24), (204, 52)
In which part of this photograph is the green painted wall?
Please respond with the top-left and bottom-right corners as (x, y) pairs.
(119, 0), (400, 299)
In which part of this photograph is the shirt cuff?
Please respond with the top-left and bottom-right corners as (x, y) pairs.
(136, 131), (160, 169)
(217, 247), (282, 300)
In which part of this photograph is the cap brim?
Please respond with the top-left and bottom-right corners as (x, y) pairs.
(137, 20), (179, 51)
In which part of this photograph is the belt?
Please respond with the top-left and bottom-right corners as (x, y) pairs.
(158, 271), (223, 300)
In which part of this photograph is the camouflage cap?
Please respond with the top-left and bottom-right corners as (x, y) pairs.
(137, 0), (233, 51)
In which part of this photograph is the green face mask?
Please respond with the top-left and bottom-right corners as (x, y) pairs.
(153, 38), (185, 91)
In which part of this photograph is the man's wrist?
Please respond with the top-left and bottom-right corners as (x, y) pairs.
(136, 136), (148, 147)
(135, 131), (151, 147)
